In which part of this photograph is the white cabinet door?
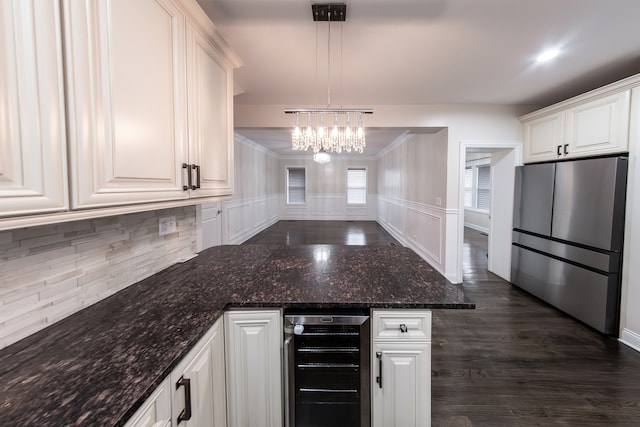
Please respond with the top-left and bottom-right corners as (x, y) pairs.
(170, 317), (226, 427)
(186, 23), (234, 198)
(225, 310), (283, 427)
(372, 342), (431, 427)
(210, 315), (227, 427)
(62, 0), (189, 209)
(522, 89), (632, 164)
(123, 378), (172, 427)
(565, 90), (630, 157)
(0, 0), (68, 217)
(522, 112), (565, 163)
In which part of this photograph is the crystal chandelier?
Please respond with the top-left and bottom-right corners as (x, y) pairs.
(284, 4), (373, 155)
(313, 149), (331, 164)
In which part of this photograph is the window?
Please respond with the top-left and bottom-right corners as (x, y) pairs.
(347, 168), (367, 205)
(464, 167), (473, 208)
(476, 165), (491, 211)
(286, 167), (306, 204)
(464, 163), (491, 212)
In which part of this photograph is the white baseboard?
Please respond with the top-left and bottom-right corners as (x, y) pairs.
(620, 328), (640, 353)
(464, 223), (489, 234)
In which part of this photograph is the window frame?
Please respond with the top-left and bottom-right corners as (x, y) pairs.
(346, 167), (368, 206)
(464, 160), (491, 213)
(286, 166), (307, 205)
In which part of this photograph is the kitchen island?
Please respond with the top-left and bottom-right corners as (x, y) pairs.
(0, 244), (473, 426)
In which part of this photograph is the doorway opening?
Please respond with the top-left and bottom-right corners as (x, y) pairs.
(457, 141), (522, 283)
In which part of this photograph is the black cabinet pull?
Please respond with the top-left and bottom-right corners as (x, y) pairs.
(557, 145), (562, 156)
(193, 164), (201, 189)
(563, 144), (569, 155)
(176, 376), (192, 424)
(399, 323), (408, 333)
(182, 163), (191, 191)
(376, 351), (383, 388)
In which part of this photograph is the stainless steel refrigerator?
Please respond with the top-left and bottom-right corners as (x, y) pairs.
(511, 156), (628, 335)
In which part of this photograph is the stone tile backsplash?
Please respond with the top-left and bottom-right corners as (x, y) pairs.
(0, 206), (197, 349)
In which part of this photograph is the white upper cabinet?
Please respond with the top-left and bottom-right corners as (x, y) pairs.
(565, 91), (630, 157)
(522, 112), (565, 162)
(0, 0), (68, 217)
(186, 22), (234, 198)
(521, 82), (634, 164)
(63, 0), (190, 209)
(1, 0), (238, 228)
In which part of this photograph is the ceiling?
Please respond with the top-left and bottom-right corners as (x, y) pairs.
(197, 0), (640, 156)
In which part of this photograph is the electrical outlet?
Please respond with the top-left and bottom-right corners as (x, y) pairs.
(159, 216), (177, 236)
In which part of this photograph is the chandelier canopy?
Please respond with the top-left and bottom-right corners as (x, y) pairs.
(284, 3), (373, 155)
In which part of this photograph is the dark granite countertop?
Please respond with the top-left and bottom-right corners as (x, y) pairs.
(0, 244), (473, 426)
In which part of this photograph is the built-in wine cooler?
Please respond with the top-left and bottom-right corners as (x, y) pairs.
(284, 310), (370, 427)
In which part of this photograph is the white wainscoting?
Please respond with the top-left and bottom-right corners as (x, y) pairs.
(222, 194), (280, 244)
(620, 328), (640, 352)
(281, 194), (377, 221)
(377, 195), (455, 281)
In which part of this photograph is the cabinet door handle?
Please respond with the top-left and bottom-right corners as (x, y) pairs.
(193, 164), (201, 189)
(182, 163), (192, 191)
(557, 145), (562, 156)
(376, 351), (383, 389)
(399, 323), (408, 333)
(176, 376), (192, 423)
(563, 144), (569, 155)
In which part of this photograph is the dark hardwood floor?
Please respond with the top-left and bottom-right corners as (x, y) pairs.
(433, 228), (640, 426)
(245, 221), (640, 425)
(243, 220), (401, 246)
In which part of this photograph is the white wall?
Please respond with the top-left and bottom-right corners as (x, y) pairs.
(0, 206), (197, 349)
(464, 211), (489, 233)
(377, 130), (450, 276)
(220, 135), (280, 244)
(279, 157), (378, 220)
(620, 86), (640, 351)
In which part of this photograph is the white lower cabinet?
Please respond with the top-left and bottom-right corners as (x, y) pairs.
(124, 377), (172, 427)
(171, 316), (226, 427)
(372, 310), (432, 427)
(224, 310), (283, 427)
(125, 316), (226, 427)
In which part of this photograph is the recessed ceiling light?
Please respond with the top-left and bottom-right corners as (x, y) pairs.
(537, 49), (560, 63)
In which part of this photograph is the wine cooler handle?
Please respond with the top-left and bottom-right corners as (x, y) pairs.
(376, 351), (383, 389)
(176, 376), (192, 424)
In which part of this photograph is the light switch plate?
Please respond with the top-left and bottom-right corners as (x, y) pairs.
(159, 216), (177, 236)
